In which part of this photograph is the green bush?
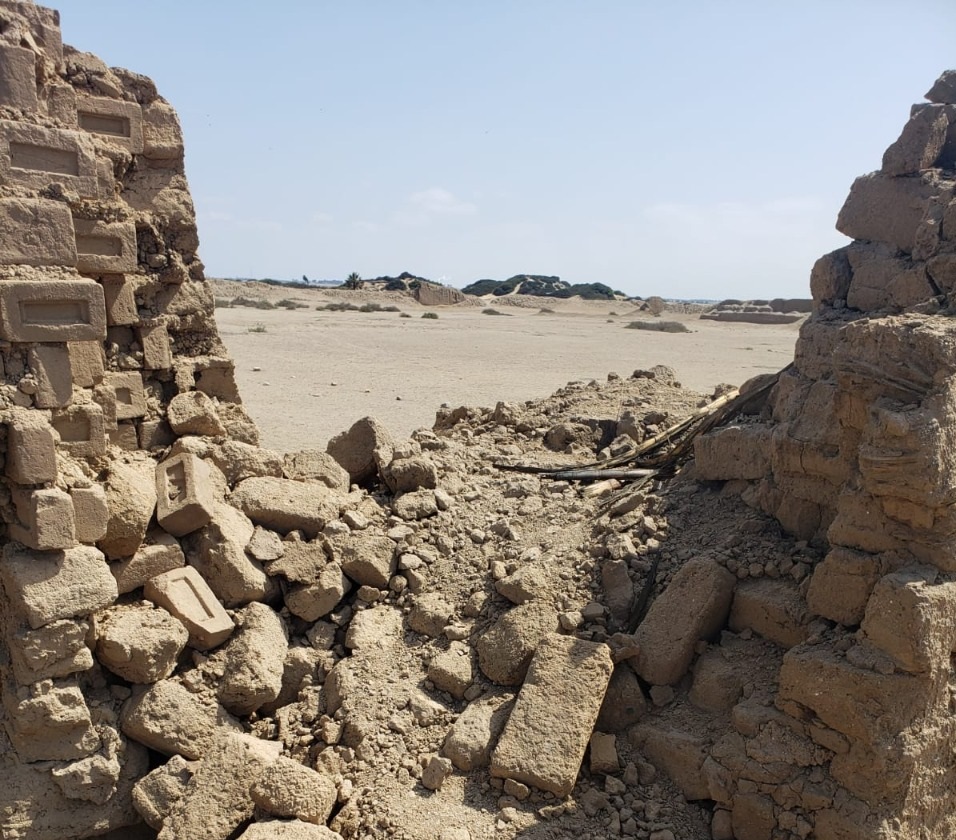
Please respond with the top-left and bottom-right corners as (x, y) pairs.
(625, 320), (689, 333)
(214, 298), (234, 308)
(233, 296), (276, 310)
(421, 312), (439, 320)
(399, 312), (412, 318)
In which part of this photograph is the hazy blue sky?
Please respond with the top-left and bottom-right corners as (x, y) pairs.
(54, 1), (956, 298)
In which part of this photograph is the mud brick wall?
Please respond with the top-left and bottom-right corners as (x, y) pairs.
(0, 3), (264, 836)
(693, 70), (956, 838)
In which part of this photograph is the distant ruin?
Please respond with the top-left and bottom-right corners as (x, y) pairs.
(2, 2), (956, 839)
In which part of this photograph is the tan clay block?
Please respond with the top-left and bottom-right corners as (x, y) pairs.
(144, 565), (234, 650)
(0, 279), (106, 342)
(155, 452), (216, 537)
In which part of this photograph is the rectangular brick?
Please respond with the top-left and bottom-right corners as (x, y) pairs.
(9, 487), (76, 550)
(139, 418), (175, 450)
(104, 371), (147, 419)
(52, 403), (106, 458)
(0, 279), (106, 342)
(108, 422), (139, 450)
(68, 340), (105, 387)
(490, 634), (613, 796)
(144, 565), (234, 650)
(0, 121), (98, 198)
(45, 83), (77, 125)
(28, 344), (72, 408)
(1, 545), (116, 630)
(6, 414), (57, 484)
(100, 274), (138, 325)
(155, 453), (215, 537)
(70, 485), (108, 544)
(74, 218), (138, 274)
(112, 533), (185, 595)
(142, 100), (184, 161)
(0, 45), (38, 112)
(138, 321), (173, 369)
(0, 197), (77, 267)
(76, 95), (144, 153)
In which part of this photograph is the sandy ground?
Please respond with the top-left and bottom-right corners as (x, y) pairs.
(212, 285), (803, 453)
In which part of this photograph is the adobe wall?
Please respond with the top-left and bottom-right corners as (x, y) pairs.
(0, 3), (265, 836)
(694, 70), (956, 838)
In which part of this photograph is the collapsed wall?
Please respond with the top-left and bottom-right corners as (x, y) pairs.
(5, 3), (956, 839)
(693, 70), (956, 838)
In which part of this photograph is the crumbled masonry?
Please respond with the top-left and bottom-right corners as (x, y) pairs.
(1, 3), (955, 839)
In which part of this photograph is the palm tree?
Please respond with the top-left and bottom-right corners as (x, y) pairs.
(343, 272), (364, 290)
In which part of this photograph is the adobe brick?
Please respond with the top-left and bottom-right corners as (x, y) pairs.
(74, 218), (138, 274)
(0, 279), (106, 342)
(144, 565), (234, 650)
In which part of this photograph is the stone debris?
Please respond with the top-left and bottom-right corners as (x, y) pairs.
(1, 6), (954, 839)
(491, 634), (613, 796)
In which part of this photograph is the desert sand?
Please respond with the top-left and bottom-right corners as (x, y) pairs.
(213, 285), (802, 452)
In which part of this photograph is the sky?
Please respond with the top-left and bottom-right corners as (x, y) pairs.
(52, 1), (956, 299)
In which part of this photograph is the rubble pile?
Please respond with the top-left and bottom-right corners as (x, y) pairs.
(1, 3), (954, 839)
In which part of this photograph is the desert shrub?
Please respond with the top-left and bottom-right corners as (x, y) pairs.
(482, 308), (511, 316)
(276, 298), (308, 310)
(625, 320), (689, 333)
(214, 298), (234, 308)
(233, 296), (276, 310)
(318, 302), (360, 312)
(248, 322), (267, 333)
(538, 307), (555, 314)
(608, 311), (618, 317)
(421, 312), (439, 319)
(399, 312), (412, 318)
(359, 302), (402, 313)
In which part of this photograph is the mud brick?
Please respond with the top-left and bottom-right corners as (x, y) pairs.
(100, 275), (139, 326)
(70, 484), (109, 544)
(8, 618), (94, 684)
(142, 100), (184, 161)
(491, 634), (613, 796)
(6, 413), (57, 484)
(28, 344), (73, 409)
(112, 535), (186, 595)
(0, 197), (76, 267)
(0, 279), (106, 342)
(52, 403), (106, 458)
(0, 543), (117, 629)
(4, 681), (98, 763)
(109, 422), (139, 450)
(155, 453), (215, 537)
(633, 558), (736, 685)
(74, 218), (138, 274)
(68, 340), (105, 387)
(139, 418), (175, 450)
(139, 321), (173, 370)
(104, 371), (147, 420)
(10, 486), (76, 550)
(0, 45), (38, 112)
(120, 679), (243, 759)
(76, 94), (144, 153)
(0, 120), (98, 197)
(144, 565), (234, 650)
